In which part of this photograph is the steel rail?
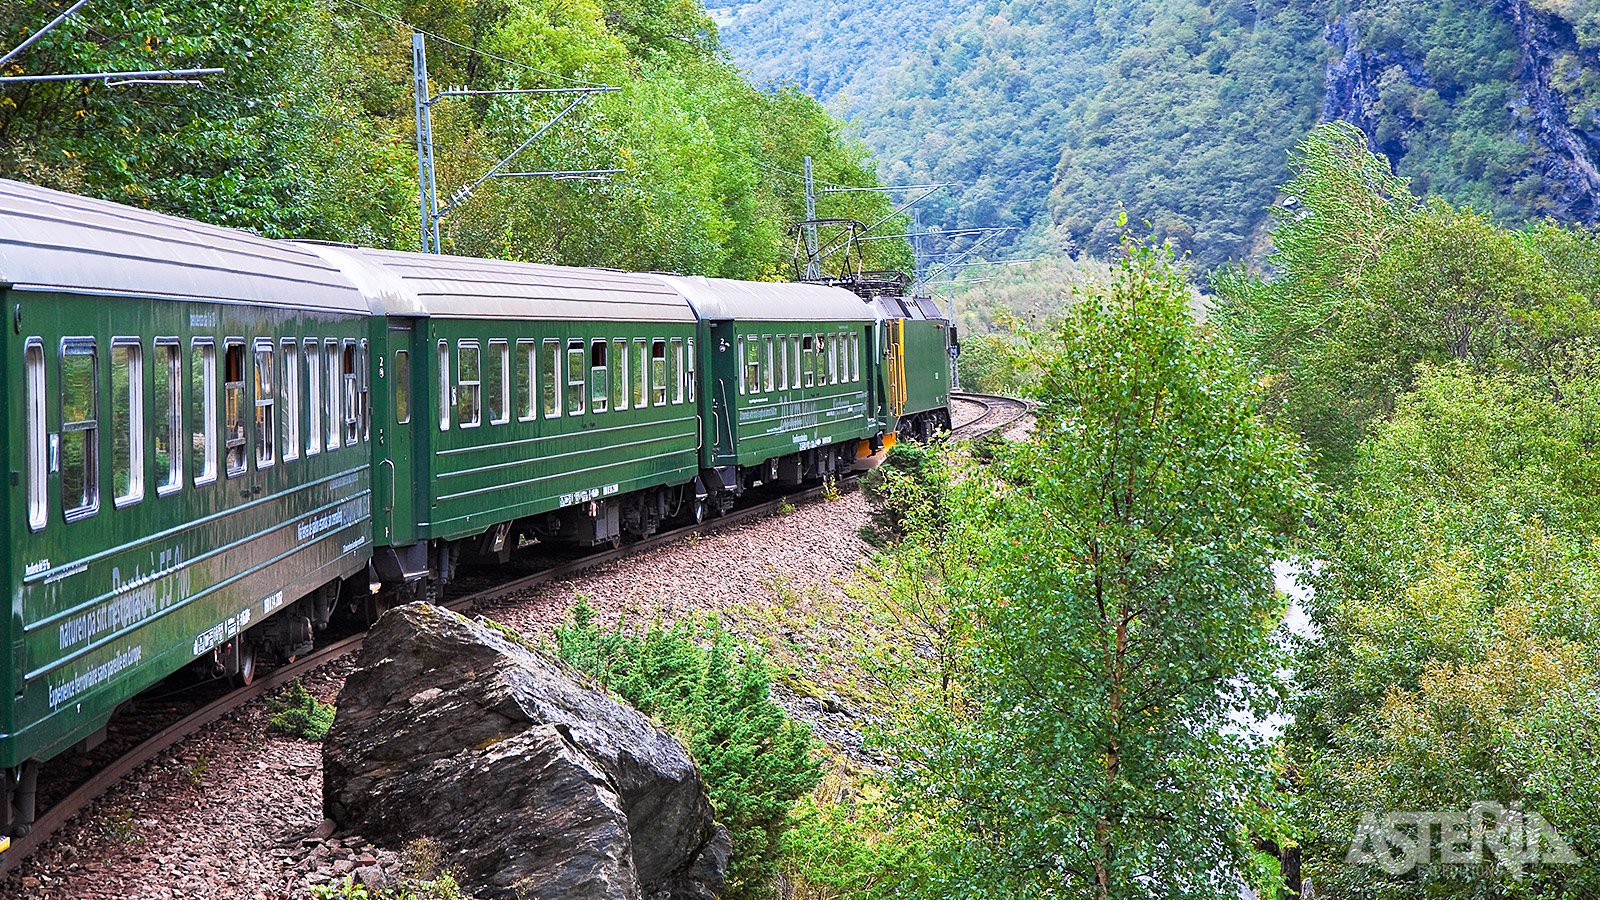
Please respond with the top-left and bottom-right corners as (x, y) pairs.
(950, 391), (1031, 440)
(0, 477), (856, 877)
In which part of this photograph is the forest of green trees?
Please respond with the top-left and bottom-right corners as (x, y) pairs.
(772, 123), (1600, 899)
(725, 0), (1600, 274)
(0, 0), (912, 276)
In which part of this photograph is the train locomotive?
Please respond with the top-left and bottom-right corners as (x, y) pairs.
(0, 177), (954, 855)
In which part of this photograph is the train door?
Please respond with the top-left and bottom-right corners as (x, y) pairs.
(704, 320), (738, 466)
(379, 318), (421, 547)
(886, 318), (907, 418)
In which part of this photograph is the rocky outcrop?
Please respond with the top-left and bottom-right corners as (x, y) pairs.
(1321, 16), (1432, 158)
(1500, 0), (1600, 222)
(322, 602), (727, 900)
(1320, 2), (1600, 224)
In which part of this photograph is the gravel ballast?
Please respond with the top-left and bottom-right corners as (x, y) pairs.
(3, 492), (875, 900)
(5, 399), (1007, 899)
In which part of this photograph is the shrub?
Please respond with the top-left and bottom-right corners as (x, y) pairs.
(554, 600), (821, 900)
(858, 441), (947, 546)
(267, 678), (336, 741)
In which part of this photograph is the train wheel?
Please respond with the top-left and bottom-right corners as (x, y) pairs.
(231, 640), (257, 688)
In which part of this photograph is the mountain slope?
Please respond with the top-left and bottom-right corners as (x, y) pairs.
(720, 0), (1600, 271)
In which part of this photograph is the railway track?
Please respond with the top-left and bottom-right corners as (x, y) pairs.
(950, 391), (1032, 440)
(0, 478), (855, 878)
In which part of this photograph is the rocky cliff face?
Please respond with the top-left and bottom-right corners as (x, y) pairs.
(1322, 0), (1600, 224)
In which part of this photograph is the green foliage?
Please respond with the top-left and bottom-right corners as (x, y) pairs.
(267, 678), (336, 742)
(735, 0), (1330, 269)
(1289, 365), (1600, 898)
(779, 778), (939, 900)
(554, 601), (822, 900)
(953, 332), (1028, 396)
(858, 440), (946, 547)
(725, 0), (1600, 276)
(0, 0), (911, 275)
(99, 806), (144, 844)
(877, 239), (1312, 897)
(310, 872), (473, 900)
(1213, 123), (1600, 484)
(943, 255), (1110, 336)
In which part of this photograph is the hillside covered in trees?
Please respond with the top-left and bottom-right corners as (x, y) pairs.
(722, 0), (1600, 271)
(0, 0), (912, 277)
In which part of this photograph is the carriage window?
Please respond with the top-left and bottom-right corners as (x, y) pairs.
(670, 338), (685, 405)
(801, 335), (815, 387)
(305, 340), (322, 456)
(25, 339), (47, 530)
(590, 339), (609, 414)
(827, 333), (839, 385)
(61, 340), (99, 520)
(850, 333), (860, 382)
(517, 340), (535, 421)
(325, 340), (341, 451)
(611, 338), (628, 412)
(815, 334), (829, 386)
(456, 340), (481, 429)
(542, 339), (560, 419)
(743, 336), (760, 395)
(344, 341), (361, 445)
(110, 340), (144, 506)
(224, 340), (247, 477)
(254, 341), (275, 470)
(761, 336), (774, 393)
(191, 341), (217, 484)
(791, 334), (802, 388)
(488, 339), (509, 424)
(567, 339), (586, 416)
(736, 337), (746, 396)
(687, 338), (696, 403)
(776, 336), (788, 392)
(153, 341), (181, 495)
(393, 349), (411, 425)
(438, 340), (451, 432)
(361, 341), (371, 441)
(281, 341), (300, 461)
(632, 339), (648, 409)
(651, 339), (668, 406)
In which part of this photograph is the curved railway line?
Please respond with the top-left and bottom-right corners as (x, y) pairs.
(950, 391), (1033, 440)
(3, 395), (1029, 879)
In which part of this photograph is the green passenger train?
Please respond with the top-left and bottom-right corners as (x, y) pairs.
(0, 178), (953, 857)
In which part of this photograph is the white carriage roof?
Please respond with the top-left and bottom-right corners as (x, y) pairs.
(0, 178), (368, 313)
(652, 274), (877, 323)
(312, 246), (697, 322)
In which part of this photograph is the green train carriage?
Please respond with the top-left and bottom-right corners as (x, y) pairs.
(306, 246), (708, 595)
(658, 276), (886, 512)
(0, 180), (374, 847)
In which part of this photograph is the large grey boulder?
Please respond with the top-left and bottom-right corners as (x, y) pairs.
(323, 602), (727, 900)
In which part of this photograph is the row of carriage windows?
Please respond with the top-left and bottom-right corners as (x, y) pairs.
(25, 336), (368, 531)
(435, 336), (695, 431)
(739, 331), (861, 397)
